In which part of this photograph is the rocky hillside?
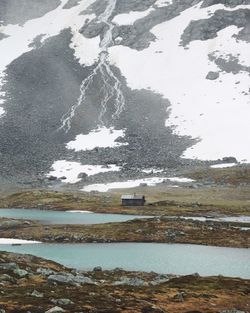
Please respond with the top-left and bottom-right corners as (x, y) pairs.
(0, 0), (249, 188)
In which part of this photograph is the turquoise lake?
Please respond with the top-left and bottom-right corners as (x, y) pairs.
(1, 243), (249, 278)
(0, 209), (149, 224)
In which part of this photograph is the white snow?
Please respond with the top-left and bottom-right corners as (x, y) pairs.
(69, 14), (99, 66)
(167, 177), (194, 183)
(211, 35), (250, 66)
(155, 0), (173, 8)
(210, 163), (237, 168)
(142, 168), (164, 174)
(67, 127), (127, 151)
(48, 160), (120, 184)
(113, 8), (154, 25)
(0, 0), (249, 163)
(109, 3), (250, 163)
(0, 238), (41, 244)
(0, 0), (97, 113)
(83, 176), (193, 192)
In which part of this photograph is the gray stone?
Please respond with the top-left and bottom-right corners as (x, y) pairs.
(13, 269), (29, 278)
(52, 299), (73, 306)
(0, 220), (21, 228)
(172, 292), (185, 302)
(0, 263), (19, 271)
(31, 289), (44, 298)
(47, 175), (57, 181)
(113, 277), (149, 286)
(45, 307), (65, 313)
(0, 274), (15, 283)
(206, 71), (220, 80)
(48, 273), (95, 286)
(37, 267), (56, 276)
(77, 172), (88, 180)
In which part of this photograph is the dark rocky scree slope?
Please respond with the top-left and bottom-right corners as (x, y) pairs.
(0, 0), (249, 188)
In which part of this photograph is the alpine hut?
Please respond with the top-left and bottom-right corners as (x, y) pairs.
(121, 194), (146, 206)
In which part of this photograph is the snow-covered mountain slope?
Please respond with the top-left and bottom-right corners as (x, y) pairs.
(0, 0), (249, 187)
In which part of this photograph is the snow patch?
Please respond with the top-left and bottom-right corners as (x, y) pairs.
(109, 4), (250, 162)
(155, 0), (173, 8)
(210, 163), (237, 168)
(0, 0), (97, 114)
(113, 8), (154, 25)
(67, 127), (127, 151)
(142, 168), (164, 174)
(70, 27), (100, 66)
(0, 238), (41, 244)
(83, 176), (192, 192)
(48, 160), (120, 184)
(167, 177), (194, 183)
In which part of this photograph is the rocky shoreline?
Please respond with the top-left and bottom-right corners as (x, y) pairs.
(0, 251), (249, 313)
(0, 216), (249, 248)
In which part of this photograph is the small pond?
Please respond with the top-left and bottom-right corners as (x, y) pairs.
(0, 209), (149, 224)
(1, 243), (249, 278)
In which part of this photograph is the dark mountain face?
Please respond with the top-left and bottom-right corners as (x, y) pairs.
(0, 0), (61, 25)
(0, 0), (249, 188)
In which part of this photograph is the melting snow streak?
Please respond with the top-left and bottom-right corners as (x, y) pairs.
(60, 0), (125, 132)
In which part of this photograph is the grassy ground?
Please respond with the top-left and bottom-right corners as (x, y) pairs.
(0, 166), (249, 248)
(0, 185), (250, 216)
(185, 166), (250, 185)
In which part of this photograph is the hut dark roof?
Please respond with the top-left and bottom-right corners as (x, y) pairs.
(121, 195), (145, 200)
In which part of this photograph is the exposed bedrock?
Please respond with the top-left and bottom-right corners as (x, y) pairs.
(181, 9), (250, 46)
(0, 29), (196, 185)
(0, 0), (61, 25)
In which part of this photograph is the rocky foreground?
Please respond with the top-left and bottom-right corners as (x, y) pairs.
(0, 252), (249, 313)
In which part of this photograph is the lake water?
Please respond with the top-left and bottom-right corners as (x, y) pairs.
(1, 243), (249, 278)
(0, 209), (149, 224)
(1, 209), (249, 225)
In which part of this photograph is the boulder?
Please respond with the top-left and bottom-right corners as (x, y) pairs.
(113, 277), (149, 287)
(31, 290), (44, 298)
(0, 263), (19, 271)
(0, 274), (15, 283)
(37, 267), (56, 276)
(172, 292), (185, 302)
(13, 269), (29, 278)
(47, 176), (57, 181)
(48, 273), (95, 286)
(45, 307), (65, 313)
(51, 299), (73, 306)
(206, 71), (219, 80)
(77, 172), (88, 180)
